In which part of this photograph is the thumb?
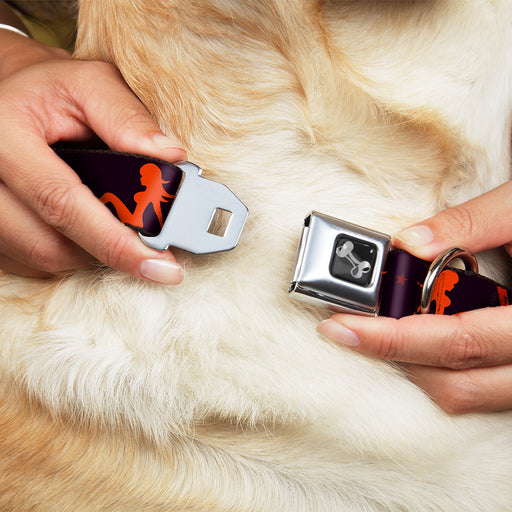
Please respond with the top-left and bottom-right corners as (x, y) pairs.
(71, 61), (187, 163)
(392, 181), (512, 260)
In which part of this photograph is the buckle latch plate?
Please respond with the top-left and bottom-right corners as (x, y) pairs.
(140, 162), (248, 254)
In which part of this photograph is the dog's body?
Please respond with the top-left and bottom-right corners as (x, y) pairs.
(1, 1), (512, 510)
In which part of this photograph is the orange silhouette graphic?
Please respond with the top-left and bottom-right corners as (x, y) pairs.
(100, 163), (175, 229)
(431, 269), (459, 314)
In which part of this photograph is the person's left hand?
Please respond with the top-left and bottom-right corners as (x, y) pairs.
(0, 30), (187, 282)
(317, 181), (512, 414)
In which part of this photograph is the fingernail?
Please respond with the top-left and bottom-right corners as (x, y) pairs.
(151, 134), (187, 160)
(394, 225), (434, 249)
(317, 319), (360, 347)
(139, 259), (184, 285)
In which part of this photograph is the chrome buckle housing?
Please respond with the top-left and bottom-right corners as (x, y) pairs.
(140, 161), (248, 254)
(289, 212), (391, 316)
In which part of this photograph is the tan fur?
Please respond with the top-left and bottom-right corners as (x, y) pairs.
(2, 0), (512, 510)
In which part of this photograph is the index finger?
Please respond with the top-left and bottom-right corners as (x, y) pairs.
(0, 135), (182, 282)
(317, 306), (512, 370)
(393, 180), (512, 261)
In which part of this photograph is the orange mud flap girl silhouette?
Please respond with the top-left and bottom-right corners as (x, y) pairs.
(100, 163), (175, 234)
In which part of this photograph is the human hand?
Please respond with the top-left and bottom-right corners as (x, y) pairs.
(318, 181), (512, 414)
(0, 30), (186, 282)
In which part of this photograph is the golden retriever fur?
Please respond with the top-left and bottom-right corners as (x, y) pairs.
(1, 0), (512, 510)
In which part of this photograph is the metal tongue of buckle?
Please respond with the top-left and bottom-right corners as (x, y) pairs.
(139, 161), (248, 254)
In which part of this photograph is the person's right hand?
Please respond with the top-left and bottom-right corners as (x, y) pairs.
(0, 29), (187, 283)
(318, 180), (512, 414)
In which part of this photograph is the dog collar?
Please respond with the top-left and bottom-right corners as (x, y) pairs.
(289, 211), (511, 318)
(55, 148), (248, 254)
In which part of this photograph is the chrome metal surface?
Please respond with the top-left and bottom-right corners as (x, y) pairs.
(140, 161), (248, 254)
(289, 212), (391, 316)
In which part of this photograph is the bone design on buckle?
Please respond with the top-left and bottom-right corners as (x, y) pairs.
(331, 237), (376, 285)
(289, 211), (511, 318)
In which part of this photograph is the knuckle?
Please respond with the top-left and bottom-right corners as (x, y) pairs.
(442, 203), (477, 241)
(66, 61), (122, 105)
(436, 371), (483, 415)
(28, 238), (65, 274)
(375, 336), (398, 360)
(75, 60), (119, 81)
(34, 183), (81, 231)
(115, 104), (154, 133)
(374, 321), (404, 360)
(101, 232), (131, 271)
(442, 318), (487, 369)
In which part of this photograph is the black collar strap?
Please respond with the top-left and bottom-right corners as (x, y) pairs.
(53, 152), (509, 318)
(289, 211), (511, 318)
(55, 148), (248, 254)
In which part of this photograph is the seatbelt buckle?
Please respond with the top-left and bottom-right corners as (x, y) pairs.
(140, 161), (248, 254)
(289, 212), (391, 316)
(288, 212), (493, 318)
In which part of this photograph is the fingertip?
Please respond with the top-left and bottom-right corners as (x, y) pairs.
(391, 224), (452, 262)
(139, 257), (184, 285)
(149, 134), (187, 162)
(112, 132), (187, 164)
(105, 225), (185, 284)
(318, 313), (414, 361)
(317, 318), (360, 347)
(392, 225), (435, 255)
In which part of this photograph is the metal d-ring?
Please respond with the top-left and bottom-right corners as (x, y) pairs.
(420, 247), (478, 314)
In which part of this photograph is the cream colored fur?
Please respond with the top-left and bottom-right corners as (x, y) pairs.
(1, 1), (512, 510)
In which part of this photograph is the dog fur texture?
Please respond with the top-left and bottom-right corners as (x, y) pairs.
(1, 1), (512, 510)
